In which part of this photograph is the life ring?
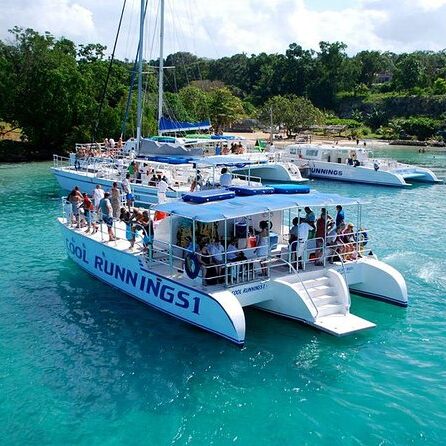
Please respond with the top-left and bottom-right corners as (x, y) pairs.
(185, 252), (201, 279)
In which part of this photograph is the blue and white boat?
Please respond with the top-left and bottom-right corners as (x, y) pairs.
(59, 186), (408, 344)
(282, 144), (441, 186)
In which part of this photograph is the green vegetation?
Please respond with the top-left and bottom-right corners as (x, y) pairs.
(2, 27), (446, 160)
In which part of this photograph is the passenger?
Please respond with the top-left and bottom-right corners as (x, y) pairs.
(207, 237), (225, 280)
(256, 221), (270, 276)
(140, 210), (154, 251)
(99, 192), (116, 241)
(92, 184), (105, 210)
(289, 217), (299, 268)
(110, 182), (121, 218)
(304, 206), (316, 238)
(315, 208), (334, 266)
(219, 167), (232, 188)
(81, 192), (97, 234)
(67, 186), (84, 226)
(148, 173), (158, 187)
(342, 223), (358, 261)
(335, 205), (345, 229)
(127, 161), (137, 178)
(198, 242), (218, 285)
(121, 173), (134, 209)
(373, 160), (380, 171)
(157, 174), (174, 203)
(227, 238), (246, 262)
(289, 216), (312, 270)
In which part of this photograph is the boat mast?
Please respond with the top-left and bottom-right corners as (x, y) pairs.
(136, 0), (145, 151)
(158, 0), (165, 134)
(269, 106), (273, 144)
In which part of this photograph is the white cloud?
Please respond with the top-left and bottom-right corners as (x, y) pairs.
(0, 0), (95, 42)
(1, 0), (446, 58)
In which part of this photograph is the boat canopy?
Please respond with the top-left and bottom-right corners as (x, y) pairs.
(154, 192), (364, 222)
(191, 155), (268, 167)
(159, 117), (211, 134)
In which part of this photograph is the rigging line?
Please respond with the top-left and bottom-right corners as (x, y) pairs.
(123, 0), (137, 63)
(121, 0), (149, 138)
(93, 0), (128, 142)
(141, 0), (160, 133)
(168, 0), (192, 88)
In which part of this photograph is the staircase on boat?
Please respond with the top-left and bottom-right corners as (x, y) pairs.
(255, 269), (376, 336)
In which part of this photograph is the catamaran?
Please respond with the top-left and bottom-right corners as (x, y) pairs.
(58, 1), (408, 344)
(280, 143), (441, 186)
(51, 153), (307, 205)
(59, 185), (408, 344)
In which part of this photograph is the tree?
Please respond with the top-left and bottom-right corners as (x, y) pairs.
(354, 50), (388, 86)
(432, 77), (446, 95)
(178, 85), (210, 121)
(207, 88), (245, 131)
(393, 54), (425, 90)
(259, 95), (323, 137)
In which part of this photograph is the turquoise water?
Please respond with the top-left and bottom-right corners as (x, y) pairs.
(1, 149), (446, 445)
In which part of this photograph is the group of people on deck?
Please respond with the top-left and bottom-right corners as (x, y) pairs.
(66, 182), (156, 248)
(66, 184), (119, 241)
(183, 219), (273, 284)
(289, 205), (362, 269)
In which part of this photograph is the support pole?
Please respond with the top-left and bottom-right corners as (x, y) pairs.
(136, 0), (145, 152)
(157, 0), (165, 129)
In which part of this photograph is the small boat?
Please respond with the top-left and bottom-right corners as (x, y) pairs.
(59, 187), (408, 344)
(281, 144), (441, 186)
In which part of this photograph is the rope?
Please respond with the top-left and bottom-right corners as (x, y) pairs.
(120, 0), (150, 139)
(92, 0), (128, 143)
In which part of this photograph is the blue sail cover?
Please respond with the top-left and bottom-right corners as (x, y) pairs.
(159, 117), (211, 133)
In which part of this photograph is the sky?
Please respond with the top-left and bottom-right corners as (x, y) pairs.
(1, 0), (446, 60)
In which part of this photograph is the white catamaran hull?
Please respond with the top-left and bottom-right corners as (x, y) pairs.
(60, 222), (246, 344)
(289, 160), (440, 187)
(60, 220), (407, 344)
(51, 167), (179, 204)
(232, 163), (307, 183)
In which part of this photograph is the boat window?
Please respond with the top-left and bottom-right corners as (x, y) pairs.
(337, 158), (342, 163)
(305, 149), (319, 158)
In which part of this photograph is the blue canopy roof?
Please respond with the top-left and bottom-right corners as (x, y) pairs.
(159, 117), (211, 133)
(154, 191), (364, 222)
(191, 155), (268, 167)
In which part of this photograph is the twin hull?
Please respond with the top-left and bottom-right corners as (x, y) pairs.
(60, 222), (407, 344)
(289, 160), (438, 186)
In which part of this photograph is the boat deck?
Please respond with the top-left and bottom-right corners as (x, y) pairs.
(63, 218), (347, 299)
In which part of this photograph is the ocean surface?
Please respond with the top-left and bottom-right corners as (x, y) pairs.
(1, 147), (446, 445)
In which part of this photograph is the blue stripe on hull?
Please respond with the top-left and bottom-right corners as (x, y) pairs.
(308, 174), (408, 187)
(69, 254), (245, 346)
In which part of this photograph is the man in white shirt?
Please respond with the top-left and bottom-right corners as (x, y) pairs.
(219, 168), (232, 188)
(121, 173), (134, 208)
(157, 175), (173, 203)
(92, 184), (105, 210)
(289, 217), (312, 269)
